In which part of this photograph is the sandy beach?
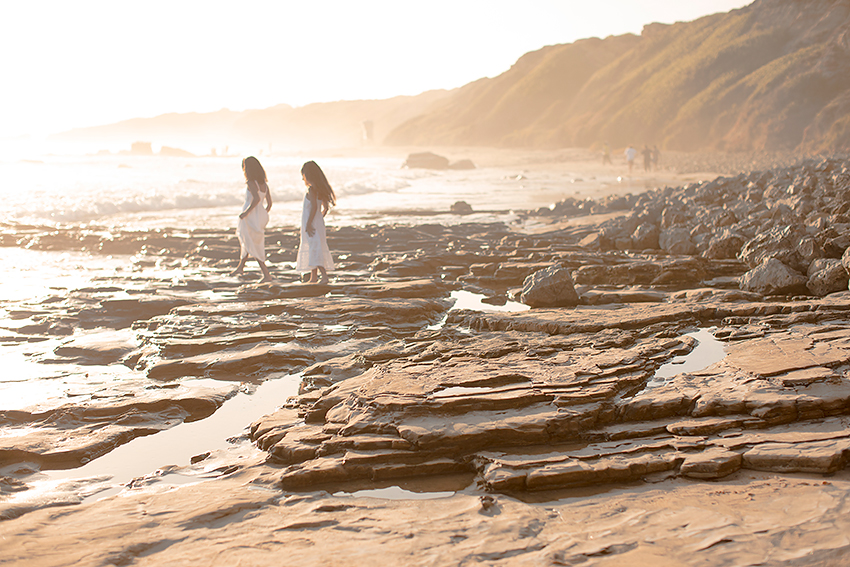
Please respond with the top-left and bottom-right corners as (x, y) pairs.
(2, 148), (850, 565)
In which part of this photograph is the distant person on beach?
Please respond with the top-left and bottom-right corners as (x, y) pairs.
(602, 142), (613, 165)
(297, 160), (336, 284)
(624, 145), (637, 174)
(642, 145), (653, 172)
(230, 156), (273, 282)
(652, 145), (661, 169)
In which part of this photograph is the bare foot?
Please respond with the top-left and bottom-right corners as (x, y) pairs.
(229, 269), (243, 277)
(306, 278), (318, 284)
(318, 276), (329, 285)
(260, 276), (274, 283)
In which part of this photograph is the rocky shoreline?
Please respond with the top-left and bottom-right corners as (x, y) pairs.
(3, 157), (850, 564)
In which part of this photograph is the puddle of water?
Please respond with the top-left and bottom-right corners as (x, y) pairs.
(0, 351), (146, 413)
(334, 486), (454, 500)
(450, 290), (529, 313)
(428, 290), (529, 330)
(646, 328), (727, 388)
(13, 372), (302, 503)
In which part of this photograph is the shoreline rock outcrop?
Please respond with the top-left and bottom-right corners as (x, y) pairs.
(5, 156), (850, 566)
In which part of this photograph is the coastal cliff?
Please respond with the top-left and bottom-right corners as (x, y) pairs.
(386, 0), (850, 153)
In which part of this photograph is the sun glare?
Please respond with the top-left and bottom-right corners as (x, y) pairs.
(1, 0), (751, 144)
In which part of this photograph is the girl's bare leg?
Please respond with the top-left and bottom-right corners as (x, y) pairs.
(318, 266), (328, 284)
(230, 256), (248, 276)
(307, 268), (319, 284)
(258, 260), (273, 283)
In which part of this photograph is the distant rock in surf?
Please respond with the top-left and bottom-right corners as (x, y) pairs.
(448, 159), (476, 170)
(159, 146), (196, 158)
(402, 152), (476, 170)
(451, 201), (473, 215)
(403, 152), (450, 169)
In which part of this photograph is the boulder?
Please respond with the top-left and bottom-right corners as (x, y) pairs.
(402, 152), (449, 169)
(824, 234), (850, 257)
(659, 227), (696, 255)
(450, 201), (473, 215)
(577, 232), (603, 250)
(739, 224), (807, 271)
(448, 159), (476, 170)
(703, 231), (745, 260)
(631, 223), (659, 250)
(573, 262), (661, 286)
(520, 266), (580, 308)
(841, 246), (850, 275)
(614, 237), (634, 251)
(739, 257), (808, 296)
(797, 236), (824, 270)
(807, 259), (848, 296)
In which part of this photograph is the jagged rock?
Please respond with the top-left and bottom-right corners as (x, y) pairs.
(739, 257), (808, 296)
(659, 227), (696, 255)
(652, 257), (709, 285)
(577, 232), (603, 250)
(807, 259), (848, 296)
(841, 246), (850, 276)
(631, 223), (659, 250)
(494, 262), (553, 286)
(573, 262), (660, 286)
(519, 266), (580, 308)
(739, 224), (808, 272)
(703, 230), (745, 260)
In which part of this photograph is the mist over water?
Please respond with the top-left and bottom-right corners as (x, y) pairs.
(0, 152), (631, 231)
(0, 155), (412, 229)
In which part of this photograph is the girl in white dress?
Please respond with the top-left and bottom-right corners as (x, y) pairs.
(230, 156), (273, 282)
(296, 160), (335, 284)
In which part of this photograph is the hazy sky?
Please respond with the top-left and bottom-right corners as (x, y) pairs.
(2, 0), (751, 139)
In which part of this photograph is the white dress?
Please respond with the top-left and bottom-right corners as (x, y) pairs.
(236, 182), (269, 261)
(296, 192), (334, 271)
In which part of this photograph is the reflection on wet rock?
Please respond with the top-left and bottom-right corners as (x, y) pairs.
(5, 156), (850, 533)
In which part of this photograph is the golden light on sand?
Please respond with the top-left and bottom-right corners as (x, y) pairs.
(8, 2), (850, 564)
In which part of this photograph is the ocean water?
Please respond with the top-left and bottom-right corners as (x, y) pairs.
(0, 153), (613, 230)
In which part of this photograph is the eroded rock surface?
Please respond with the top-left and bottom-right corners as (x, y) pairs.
(4, 157), (850, 565)
(252, 297), (850, 493)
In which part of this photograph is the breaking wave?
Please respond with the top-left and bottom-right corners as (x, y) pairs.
(0, 157), (413, 225)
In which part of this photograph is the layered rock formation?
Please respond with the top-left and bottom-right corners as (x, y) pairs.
(4, 157), (850, 564)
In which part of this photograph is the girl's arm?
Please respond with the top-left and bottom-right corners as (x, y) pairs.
(239, 180), (261, 219)
(306, 189), (319, 236)
(265, 184), (273, 212)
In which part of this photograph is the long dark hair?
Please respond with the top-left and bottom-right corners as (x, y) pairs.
(301, 160), (336, 206)
(242, 156), (267, 183)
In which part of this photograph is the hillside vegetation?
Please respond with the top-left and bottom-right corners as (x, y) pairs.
(386, 0), (850, 153)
